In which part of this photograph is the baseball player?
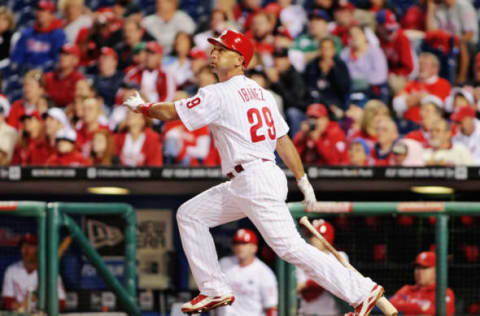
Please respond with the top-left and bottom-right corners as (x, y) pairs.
(213, 228), (277, 316)
(123, 29), (384, 315)
(296, 219), (347, 316)
(2, 234), (66, 312)
(389, 251), (455, 315)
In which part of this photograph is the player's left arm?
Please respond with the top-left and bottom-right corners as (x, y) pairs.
(276, 135), (317, 210)
(276, 135), (305, 180)
(123, 91), (179, 121)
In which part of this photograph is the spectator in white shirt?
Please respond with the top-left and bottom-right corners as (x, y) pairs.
(141, 0), (196, 54)
(59, 0), (93, 43)
(451, 106), (480, 165)
(424, 118), (475, 165)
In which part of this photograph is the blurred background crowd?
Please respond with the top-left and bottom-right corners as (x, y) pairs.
(0, 0), (480, 167)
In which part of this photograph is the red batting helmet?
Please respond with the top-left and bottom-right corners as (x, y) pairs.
(207, 30), (254, 68)
(232, 228), (258, 245)
(312, 219), (335, 244)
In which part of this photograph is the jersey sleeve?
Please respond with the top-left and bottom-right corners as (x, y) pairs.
(174, 87), (221, 131)
(1, 266), (14, 297)
(260, 265), (278, 309)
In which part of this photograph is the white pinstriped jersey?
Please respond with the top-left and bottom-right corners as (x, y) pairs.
(2, 261), (66, 302)
(218, 256), (278, 316)
(174, 75), (289, 174)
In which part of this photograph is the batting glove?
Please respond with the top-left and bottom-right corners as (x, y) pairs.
(123, 91), (145, 112)
(297, 174), (316, 211)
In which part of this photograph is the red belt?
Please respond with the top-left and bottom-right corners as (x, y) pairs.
(226, 159), (271, 179)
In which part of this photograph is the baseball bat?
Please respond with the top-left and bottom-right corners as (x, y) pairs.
(58, 236), (72, 258)
(299, 216), (398, 316)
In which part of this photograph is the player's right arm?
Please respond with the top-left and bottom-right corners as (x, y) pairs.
(276, 135), (317, 211)
(123, 92), (179, 121)
(123, 89), (220, 130)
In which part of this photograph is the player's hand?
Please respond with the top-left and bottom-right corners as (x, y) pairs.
(297, 174), (316, 211)
(123, 91), (144, 113)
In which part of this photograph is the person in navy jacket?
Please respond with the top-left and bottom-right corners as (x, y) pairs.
(10, 1), (66, 72)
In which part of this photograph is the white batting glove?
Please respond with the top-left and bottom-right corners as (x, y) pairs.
(297, 174), (316, 211)
(123, 91), (145, 112)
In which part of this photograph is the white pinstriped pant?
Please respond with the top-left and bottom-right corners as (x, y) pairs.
(176, 160), (375, 306)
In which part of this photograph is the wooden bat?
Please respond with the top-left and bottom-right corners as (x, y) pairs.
(299, 216), (398, 316)
(58, 236), (72, 258)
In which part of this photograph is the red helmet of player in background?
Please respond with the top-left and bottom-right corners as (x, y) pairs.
(207, 30), (254, 68)
(232, 228), (258, 245)
(312, 219), (335, 245)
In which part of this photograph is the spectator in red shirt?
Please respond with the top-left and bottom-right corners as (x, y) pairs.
(376, 9), (415, 80)
(114, 111), (163, 166)
(11, 111), (51, 166)
(405, 95), (443, 147)
(76, 8), (123, 67)
(46, 127), (91, 166)
(390, 251), (455, 315)
(401, 0), (426, 31)
(7, 70), (49, 130)
(393, 52), (451, 125)
(44, 43), (85, 107)
(124, 41), (176, 103)
(90, 129), (115, 165)
(76, 97), (109, 157)
(163, 120), (211, 166)
(293, 103), (347, 165)
(372, 116), (399, 165)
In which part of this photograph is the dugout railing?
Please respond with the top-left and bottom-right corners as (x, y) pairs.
(47, 203), (139, 316)
(0, 202), (47, 311)
(277, 201), (480, 316)
(0, 202), (139, 316)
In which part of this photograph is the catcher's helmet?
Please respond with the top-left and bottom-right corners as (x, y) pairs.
(208, 29), (254, 68)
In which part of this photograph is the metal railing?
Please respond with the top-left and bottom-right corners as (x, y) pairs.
(276, 201), (480, 316)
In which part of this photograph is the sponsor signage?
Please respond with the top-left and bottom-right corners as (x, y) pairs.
(0, 166), (474, 181)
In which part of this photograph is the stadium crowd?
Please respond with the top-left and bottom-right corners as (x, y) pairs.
(0, 0), (480, 167)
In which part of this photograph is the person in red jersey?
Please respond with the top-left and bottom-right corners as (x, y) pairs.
(11, 111), (51, 166)
(46, 127), (91, 166)
(7, 70), (49, 130)
(43, 43), (84, 107)
(114, 110), (163, 166)
(124, 41), (176, 103)
(390, 251), (455, 315)
(393, 53), (451, 125)
(404, 95), (443, 148)
(76, 97), (109, 157)
(293, 103), (347, 165)
(375, 9), (415, 78)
